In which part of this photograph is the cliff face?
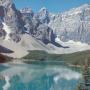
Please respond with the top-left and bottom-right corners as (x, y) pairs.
(0, 0), (24, 42)
(20, 4), (90, 44)
(21, 8), (55, 44)
(0, 0), (55, 44)
(48, 4), (90, 44)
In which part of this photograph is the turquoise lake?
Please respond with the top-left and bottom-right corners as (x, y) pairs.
(0, 61), (81, 90)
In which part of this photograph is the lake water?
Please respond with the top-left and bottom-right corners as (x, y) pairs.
(0, 61), (81, 90)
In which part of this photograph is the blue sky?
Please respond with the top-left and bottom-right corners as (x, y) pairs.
(14, 0), (90, 13)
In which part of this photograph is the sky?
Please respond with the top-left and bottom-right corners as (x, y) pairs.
(14, 0), (90, 13)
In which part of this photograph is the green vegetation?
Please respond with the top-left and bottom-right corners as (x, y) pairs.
(23, 50), (90, 65)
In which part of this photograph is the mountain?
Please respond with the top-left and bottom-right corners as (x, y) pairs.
(0, 0), (56, 45)
(0, 0), (90, 58)
(21, 4), (90, 44)
(37, 7), (50, 24)
(0, 0), (24, 42)
(48, 4), (90, 44)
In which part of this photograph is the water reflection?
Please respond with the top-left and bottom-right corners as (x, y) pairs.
(0, 63), (81, 90)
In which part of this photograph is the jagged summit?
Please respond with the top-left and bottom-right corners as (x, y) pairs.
(20, 7), (33, 13)
(39, 7), (49, 16)
(62, 4), (90, 15)
(39, 7), (47, 12)
(37, 7), (50, 24)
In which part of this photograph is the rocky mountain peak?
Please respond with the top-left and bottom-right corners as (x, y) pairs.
(20, 7), (34, 18)
(20, 7), (33, 14)
(0, 1), (90, 45)
(62, 4), (90, 16)
(0, 0), (24, 42)
(39, 7), (49, 17)
(39, 7), (48, 12)
(37, 7), (50, 24)
(49, 4), (90, 44)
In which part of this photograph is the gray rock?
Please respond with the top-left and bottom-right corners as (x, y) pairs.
(9, 33), (21, 42)
(0, 0), (24, 42)
(36, 24), (54, 44)
(0, 0), (90, 45)
(37, 7), (50, 24)
(0, 29), (6, 39)
(49, 4), (90, 44)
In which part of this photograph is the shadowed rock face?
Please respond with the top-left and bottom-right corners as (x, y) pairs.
(0, 54), (7, 63)
(0, 29), (6, 39)
(0, 6), (4, 17)
(0, 45), (13, 63)
(0, 45), (13, 53)
(0, 53), (12, 63)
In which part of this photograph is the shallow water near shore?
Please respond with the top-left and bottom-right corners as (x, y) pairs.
(0, 60), (81, 90)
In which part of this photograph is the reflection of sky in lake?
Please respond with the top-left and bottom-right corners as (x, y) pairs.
(0, 63), (81, 90)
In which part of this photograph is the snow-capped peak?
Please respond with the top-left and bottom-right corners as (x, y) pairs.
(39, 7), (47, 12)
(61, 4), (90, 16)
(79, 4), (90, 9)
(20, 7), (33, 13)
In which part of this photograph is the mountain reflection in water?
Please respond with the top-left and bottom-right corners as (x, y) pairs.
(0, 61), (81, 90)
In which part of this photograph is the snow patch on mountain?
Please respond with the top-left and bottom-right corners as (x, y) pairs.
(55, 35), (89, 47)
(2, 23), (11, 40)
(55, 35), (90, 54)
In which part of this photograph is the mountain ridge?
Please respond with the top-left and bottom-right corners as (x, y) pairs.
(0, 0), (90, 58)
